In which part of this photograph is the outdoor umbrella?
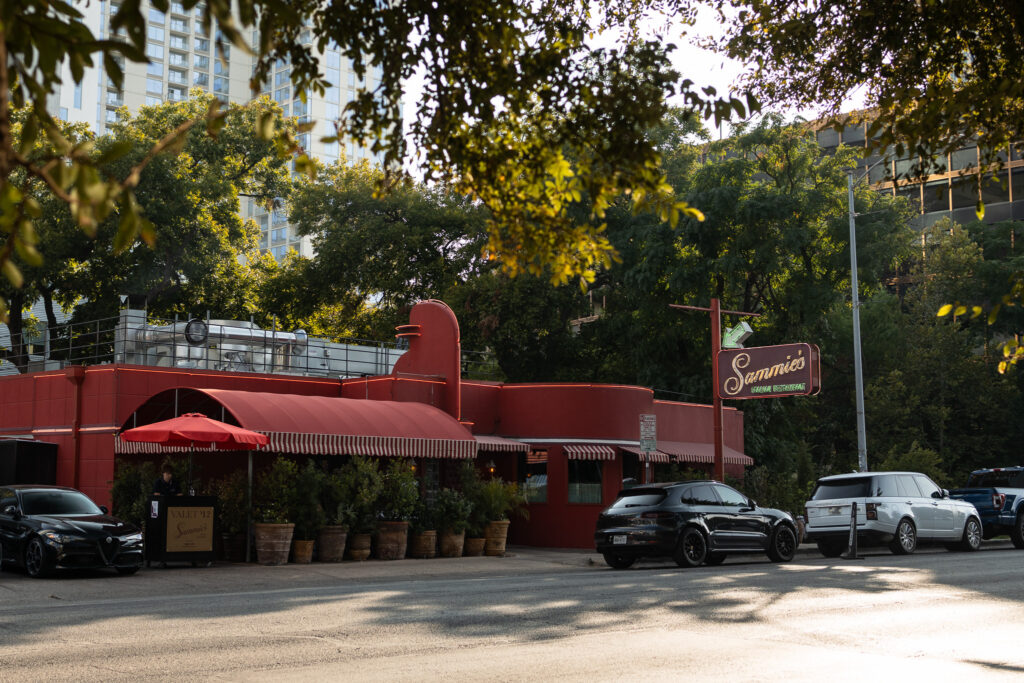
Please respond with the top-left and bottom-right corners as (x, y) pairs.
(120, 412), (269, 492)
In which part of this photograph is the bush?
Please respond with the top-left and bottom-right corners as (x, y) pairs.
(378, 458), (419, 522)
(291, 461), (328, 540)
(336, 455), (383, 534)
(212, 469), (248, 535)
(253, 457), (298, 524)
(110, 460), (157, 529)
(409, 497), (438, 534)
(434, 488), (472, 534)
(319, 469), (347, 526)
(476, 478), (528, 522)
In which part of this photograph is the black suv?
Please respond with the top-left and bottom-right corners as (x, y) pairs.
(594, 481), (798, 569)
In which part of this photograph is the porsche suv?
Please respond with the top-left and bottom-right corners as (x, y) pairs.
(594, 481), (799, 569)
(804, 472), (983, 556)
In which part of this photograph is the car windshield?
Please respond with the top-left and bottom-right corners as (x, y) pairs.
(811, 478), (871, 500)
(967, 471), (1024, 488)
(608, 490), (666, 509)
(20, 490), (103, 516)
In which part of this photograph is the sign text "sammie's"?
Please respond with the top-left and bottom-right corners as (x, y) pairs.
(716, 343), (821, 400)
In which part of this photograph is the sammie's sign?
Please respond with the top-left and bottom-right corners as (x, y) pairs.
(717, 343), (821, 400)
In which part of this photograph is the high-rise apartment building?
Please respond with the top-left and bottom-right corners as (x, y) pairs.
(814, 121), (1024, 230)
(53, 0), (387, 260)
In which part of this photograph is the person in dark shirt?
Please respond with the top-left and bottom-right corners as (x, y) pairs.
(153, 464), (182, 496)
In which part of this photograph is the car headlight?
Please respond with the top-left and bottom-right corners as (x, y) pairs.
(40, 529), (75, 544)
(120, 532), (143, 544)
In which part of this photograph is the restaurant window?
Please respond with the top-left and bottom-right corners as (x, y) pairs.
(568, 459), (602, 504)
(518, 450), (548, 503)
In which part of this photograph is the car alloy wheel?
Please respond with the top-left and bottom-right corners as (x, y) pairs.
(889, 519), (917, 555)
(674, 527), (707, 568)
(768, 525), (797, 562)
(960, 517), (982, 552)
(25, 537), (50, 578)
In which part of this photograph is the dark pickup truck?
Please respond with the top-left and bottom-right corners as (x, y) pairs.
(949, 467), (1024, 547)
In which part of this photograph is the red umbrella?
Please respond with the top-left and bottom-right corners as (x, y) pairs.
(120, 413), (269, 450)
(120, 413), (269, 492)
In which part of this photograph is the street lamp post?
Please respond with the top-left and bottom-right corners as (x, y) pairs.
(848, 171), (868, 472)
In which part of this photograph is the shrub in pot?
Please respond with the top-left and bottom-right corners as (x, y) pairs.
(212, 470), (248, 562)
(408, 497), (438, 559)
(336, 455), (383, 561)
(460, 463), (487, 556)
(290, 461), (327, 563)
(317, 470), (350, 562)
(375, 458), (419, 560)
(252, 457), (297, 565)
(434, 488), (472, 558)
(476, 478), (528, 556)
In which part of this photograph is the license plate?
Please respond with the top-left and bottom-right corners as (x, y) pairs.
(612, 535), (627, 545)
(828, 506), (845, 515)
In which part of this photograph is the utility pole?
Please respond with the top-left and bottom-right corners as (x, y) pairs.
(670, 299), (759, 482)
(848, 171), (868, 472)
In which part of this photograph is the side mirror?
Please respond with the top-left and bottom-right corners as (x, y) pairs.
(3, 505), (19, 518)
(931, 490), (944, 499)
(941, 489), (950, 499)
(749, 499), (758, 508)
(99, 505), (109, 514)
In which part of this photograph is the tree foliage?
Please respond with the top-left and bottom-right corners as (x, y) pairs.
(0, 0), (757, 320)
(714, 1), (1024, 186)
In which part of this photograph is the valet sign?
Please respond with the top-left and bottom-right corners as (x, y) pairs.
(716, 343), (821, 400)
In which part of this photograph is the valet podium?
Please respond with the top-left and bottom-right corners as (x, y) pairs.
(145, 495), (218, 567)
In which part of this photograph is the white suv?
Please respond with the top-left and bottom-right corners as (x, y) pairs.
(804, 471), (982, 556)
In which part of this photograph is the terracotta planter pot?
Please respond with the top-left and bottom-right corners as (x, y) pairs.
(408, 530), (437, 559)
(438, 530), (465, 558)
(463, 537), (485, 557)
(346, 532), (372, 561)
(317, 525), (348, 562)
(219, 532), (245, 563)
(291, 539), (315, 564)
(484, 520), (511, 556)
(375, 520), (409, 560)
(253, 523), (294, 565)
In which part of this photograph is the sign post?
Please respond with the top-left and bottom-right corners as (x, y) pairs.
(670, 299), (760, 482)
(639, 414), (656, 483)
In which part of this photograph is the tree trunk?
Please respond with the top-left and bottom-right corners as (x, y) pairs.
(4, 289), (29, 373)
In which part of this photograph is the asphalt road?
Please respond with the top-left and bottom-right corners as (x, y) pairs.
(2, 544), (1023, 682)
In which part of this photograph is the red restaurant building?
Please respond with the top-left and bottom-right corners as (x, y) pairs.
(0, 300), (750, 548)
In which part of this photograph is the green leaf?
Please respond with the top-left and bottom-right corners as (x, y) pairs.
(1, 260), (23, 289)
(256, 111), (275, 140)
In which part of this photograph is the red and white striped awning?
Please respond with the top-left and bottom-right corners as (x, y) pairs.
(618, 445), (672, 463)
(563, 444), (617, 461)
(117, 389), (477, 459)
(657, 441), (754, 466)
(475, 435), (531, 453)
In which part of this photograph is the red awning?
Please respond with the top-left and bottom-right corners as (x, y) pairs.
(618, 445), (672, 463)
(657, 441), (754, 466)
(563, 444), (617, 461)
(475, 435), (530, 453)
(118, 389), (477, 459)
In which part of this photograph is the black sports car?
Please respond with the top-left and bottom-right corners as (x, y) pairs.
(594, 481), (798, 569)
(0, 485), (143, 577)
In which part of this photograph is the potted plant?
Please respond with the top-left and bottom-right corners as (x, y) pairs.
(252, 457), (298, 565)
(212, 470), (248, 562)
(477, 478), (529, 556)
(374, 458), (419, 560)
(460, 462), (487, 556)
(408, 497), (438, 559)
(316, 469), (349, 562)
(336, 455), (382, 561)
(434, 488), (472, 558)
(289, 461), (327, 563)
